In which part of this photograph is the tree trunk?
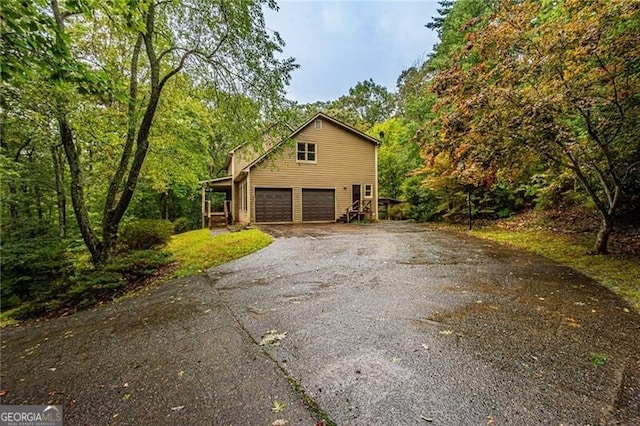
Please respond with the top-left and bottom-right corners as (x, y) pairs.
(52, 144), (67, 238)
(57, 115), (104, 264)
(592, 214), (613, 255)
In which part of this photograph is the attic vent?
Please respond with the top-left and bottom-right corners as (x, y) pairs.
(314, 119), (322, 129)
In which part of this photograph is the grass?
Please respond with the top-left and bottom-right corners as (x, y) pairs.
(168, 228), (273, 277)
(462, 227), (640, 312)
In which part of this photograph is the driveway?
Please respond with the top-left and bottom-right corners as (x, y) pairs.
(215, 222), (639, 425)
(1, 222), (638, 425)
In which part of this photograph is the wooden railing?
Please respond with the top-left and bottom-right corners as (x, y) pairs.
(344, 199), (372, 223)
(203, 200), (232, 228)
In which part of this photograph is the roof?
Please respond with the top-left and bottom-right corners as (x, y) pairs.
(223, 121), (296, 170)
(242, 112), (380, 172)
(378, 197), (402, 205)
(199, 176), (232, 187)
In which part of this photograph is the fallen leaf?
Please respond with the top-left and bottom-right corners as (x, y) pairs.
(122, 393), (132, 401)
(271, 400), (286, 413)
(487, 415), (495, 425)
(272, 420), (288, 426)
(123, 383), (128, 388)
(439, 330), (453, 335)
(204, 309), (211, 314)
(171, 405), (185, 412)
(177, 371), (185, 377)
(0, 390), (7, 396)
(48, 368), (57, 372)
(421, 415), (434, 422)
(421, 343), (429, 350)
(260, 330), (287, 346)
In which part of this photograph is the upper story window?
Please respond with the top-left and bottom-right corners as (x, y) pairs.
(364, 184), (372, 198)
(314, 119), (322, 129)
(297, 142), (316, 162)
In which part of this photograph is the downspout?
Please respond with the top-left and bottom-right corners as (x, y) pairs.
(374, 144), (379, 220)
(247, 170), (252, 224)
(230, 151), (235, 224)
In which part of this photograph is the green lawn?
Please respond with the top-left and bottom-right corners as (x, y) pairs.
(464, 227), (640, 312)
(168, 228), (273, 277)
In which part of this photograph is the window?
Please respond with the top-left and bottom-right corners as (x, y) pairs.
(364, 184), (372, 198)
(314, 119), (322, 129)
(297, 142), (316, 162)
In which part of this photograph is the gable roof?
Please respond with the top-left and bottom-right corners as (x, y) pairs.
(223, 121), (296, 170)
(241, 112), (379, 173)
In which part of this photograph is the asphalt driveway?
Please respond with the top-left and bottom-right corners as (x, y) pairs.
(1, 222), (638, 425)
(215, 222), (639, 425)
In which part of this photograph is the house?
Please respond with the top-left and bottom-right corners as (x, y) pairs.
(200, 112), (379, 226)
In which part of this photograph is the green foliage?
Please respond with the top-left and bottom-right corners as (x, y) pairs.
(401, 176), (441, 222)
(2, 247), (172, 321)
(0, 235), (72, 310)
(387, 204), (407, 221)
(423, 0), (640, 253)
(589, 352), (609, 368)
(290, 79), (395, 132)
(119, 219), (174, 251)
(172, 217), (191, 234)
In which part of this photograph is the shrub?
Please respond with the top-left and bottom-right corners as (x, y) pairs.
(119, 219), (174, 251)
(388, 204), (406, 220)
(0, 235), (72, 306)
(172, 217), (191, 234)
(106, 249), (173, 279)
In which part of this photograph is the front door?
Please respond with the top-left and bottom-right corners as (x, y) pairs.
(352, 184), (361, 210)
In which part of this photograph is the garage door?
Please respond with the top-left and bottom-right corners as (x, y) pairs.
(255, 188), (292, 222)
(302, 189), (335, 221)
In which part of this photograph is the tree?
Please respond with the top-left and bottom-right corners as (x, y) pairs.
(370, 118), (422, 199)
(328, 79), (396, 131)
(426, 0), (640, 253)
(4, 0), (296, 266)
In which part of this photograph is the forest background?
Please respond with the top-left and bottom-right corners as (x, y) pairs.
(1, 0), (638, 319)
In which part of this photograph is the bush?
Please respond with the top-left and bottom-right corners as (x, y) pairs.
(106, 250), (173, 278)
(388, 204), (407, 220)
(172, 217), (191, 234)
(0, 235), (72, 307)
(119, 219), (174, 251)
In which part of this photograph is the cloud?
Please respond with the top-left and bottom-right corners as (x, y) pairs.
(264, 1), (440, 104)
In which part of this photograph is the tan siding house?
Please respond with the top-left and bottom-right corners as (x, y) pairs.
(201, 112), (379, 225)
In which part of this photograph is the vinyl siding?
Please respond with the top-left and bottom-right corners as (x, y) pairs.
(247, 119), (377, 223)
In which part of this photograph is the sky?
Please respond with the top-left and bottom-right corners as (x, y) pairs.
(263, 1), (442, 104)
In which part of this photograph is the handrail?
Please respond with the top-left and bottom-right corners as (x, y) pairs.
(346, 200), (360, 212)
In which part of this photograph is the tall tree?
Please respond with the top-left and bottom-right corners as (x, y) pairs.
(4, 0), (296, 266)
(328, 79), (396, 131)
(426, 0), (640, 253)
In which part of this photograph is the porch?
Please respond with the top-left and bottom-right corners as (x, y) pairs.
(200, 177), (232, 228)
(337, 199), (373, 223)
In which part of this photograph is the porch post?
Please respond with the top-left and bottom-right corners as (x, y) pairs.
(201, 185), (205, 229)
